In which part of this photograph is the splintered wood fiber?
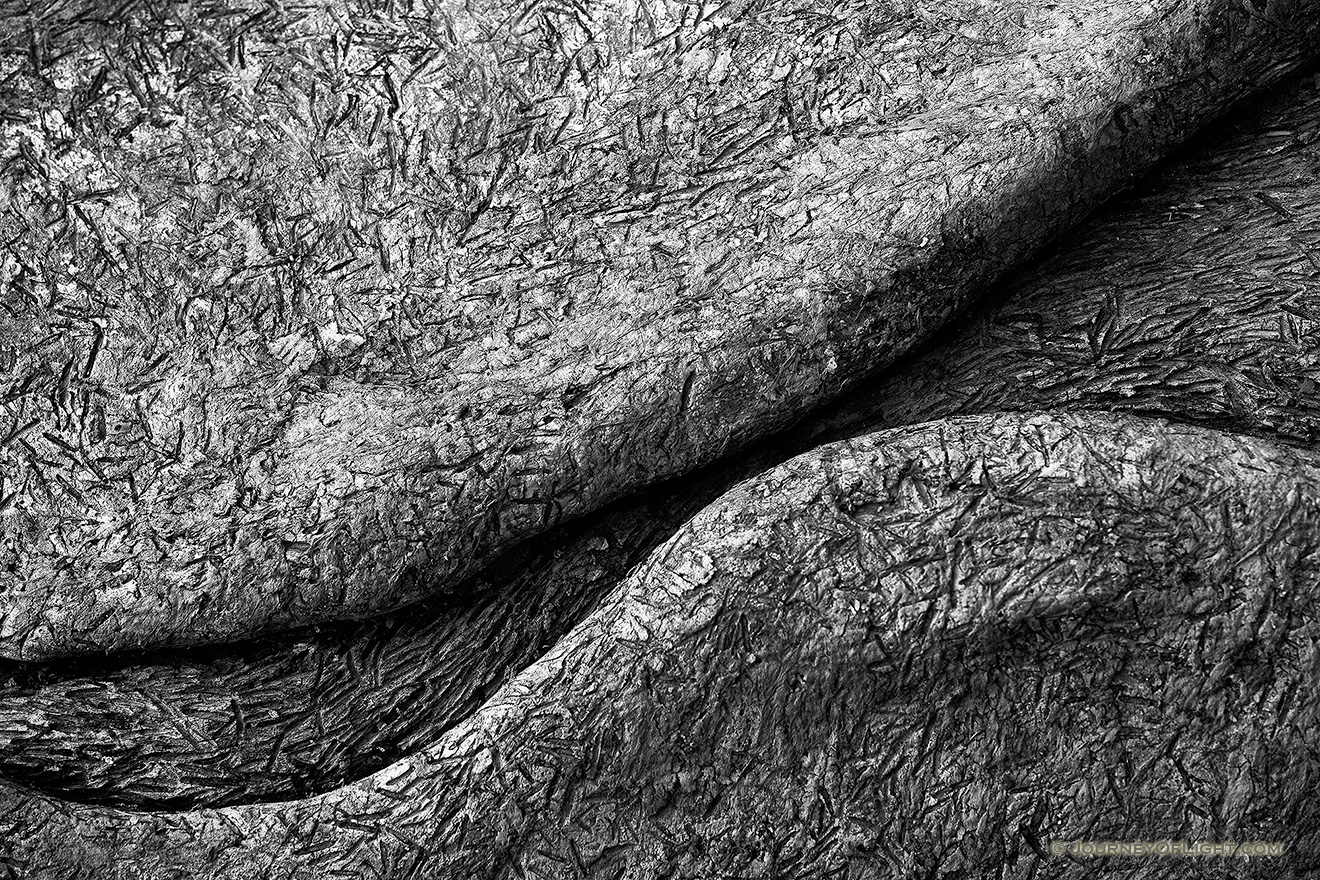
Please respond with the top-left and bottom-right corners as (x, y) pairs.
(8, 54), (1320, 818)
(4, 412), (1320, 878)
(2, 0), (1319, 659)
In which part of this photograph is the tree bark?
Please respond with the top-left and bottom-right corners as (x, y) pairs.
(3, 0), (1319, 658)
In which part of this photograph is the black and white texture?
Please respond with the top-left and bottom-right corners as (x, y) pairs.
(3, 0), (1320, 877)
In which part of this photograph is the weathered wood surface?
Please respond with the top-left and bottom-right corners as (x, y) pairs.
(0, 490), (697, 808)
(9, 59), (1320, 815)
(3, 0), (1319, 659)
(803, 63), (1320, 450)
(2, 412), (1318, 878)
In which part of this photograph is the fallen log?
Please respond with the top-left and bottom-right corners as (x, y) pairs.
(4, 0), (1319, 658)
(3, 411), (1319, 878)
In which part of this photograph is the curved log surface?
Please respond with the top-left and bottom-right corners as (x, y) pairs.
(0, 489), (710, 809)
(805, 63), (1320, 449)
(2, 411), (1319, 878)
(3, 0), (1319, 659)
(0, 524), (619, 809)
(9, 58), (1320, 814)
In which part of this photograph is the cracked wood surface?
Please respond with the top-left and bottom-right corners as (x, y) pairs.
(3, 0), (1319, 659)
(2, 412), (1318, 878)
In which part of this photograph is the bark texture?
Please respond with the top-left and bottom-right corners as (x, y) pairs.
(3, 0), (1320, 658)
(9, 61), (1320, 814)
(2, 412), (1319, 878)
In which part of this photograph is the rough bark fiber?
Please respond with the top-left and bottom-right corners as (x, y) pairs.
(2, 412), (1319, 878)
(3, 0), (1320, 658)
